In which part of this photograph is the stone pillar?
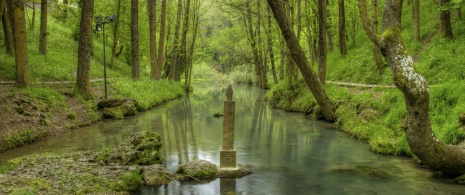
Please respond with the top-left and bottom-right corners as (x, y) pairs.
(220, 85), (236, 168)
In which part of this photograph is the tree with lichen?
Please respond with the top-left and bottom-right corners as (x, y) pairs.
(360, 0), (465, 175)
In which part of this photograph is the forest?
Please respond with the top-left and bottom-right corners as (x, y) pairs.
(1, 0), (465, 193)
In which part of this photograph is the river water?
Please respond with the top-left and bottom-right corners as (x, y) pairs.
(1, 82), (464, 194)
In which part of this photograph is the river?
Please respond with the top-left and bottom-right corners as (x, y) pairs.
(1, 82), (464, 194)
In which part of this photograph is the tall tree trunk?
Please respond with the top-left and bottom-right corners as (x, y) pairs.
(39, 0), (47, 55)
(278, 34), (285, 81)
(181, 0), (191, 83)
(268, 0), (336, 122)
(257, 0), (267, 88)
(30, 1), (35, 30)
(170, 0), (182, 81)
(149, 0), (157, 79)
(1, 0), (14, 55)
(413, 0), (420, 41)
(109, 0), (121, 68)
(267, 6), (278, 85)
(317, 0), (327, 84)
(338, 0), (347, 57)
(371, 0), (384, 73)
(244, 0), (261, 87)
(157, 0), (167, 79)
(131, 0), (140, 80)
(10, 0), (30, 87)
(76, 0), (94, 99)
(439, 0), (453, 38)
(326, 1), (333, 53)
(186, 0), (201, 92)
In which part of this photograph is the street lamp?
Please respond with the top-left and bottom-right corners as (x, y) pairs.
(95, 15), (116, 99)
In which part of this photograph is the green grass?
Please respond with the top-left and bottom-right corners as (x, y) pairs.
(111, 78), (185, 111)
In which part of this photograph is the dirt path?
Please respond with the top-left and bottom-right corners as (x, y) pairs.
(326, 81), (395, 88)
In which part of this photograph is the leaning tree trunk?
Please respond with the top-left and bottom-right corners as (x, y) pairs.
(11, 0), (30, 87)
(364, 0), (465, 175)
(76, 0), (94, 99)
(39, 0), (48, 55)
(267, 0), (335, 122)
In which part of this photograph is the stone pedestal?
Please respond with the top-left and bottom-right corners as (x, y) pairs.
(220, 147), (236, 168)
(220, 85), (238, 170)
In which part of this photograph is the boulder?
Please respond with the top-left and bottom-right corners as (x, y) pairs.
(142, 164), (175, 186)
(99, 98), (138, 119)
(176, 159), (219, 181)
(218, 164), (253, 178)
(103, 131), (163, 165)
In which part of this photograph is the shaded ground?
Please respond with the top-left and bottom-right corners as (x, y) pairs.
(0, 80), (109, 152)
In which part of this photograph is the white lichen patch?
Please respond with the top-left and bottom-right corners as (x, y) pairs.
(394, 44), (429, 94)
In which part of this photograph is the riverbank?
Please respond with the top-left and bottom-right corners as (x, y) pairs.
(0, 79), (185, 152)
(265, 80), (465, 156)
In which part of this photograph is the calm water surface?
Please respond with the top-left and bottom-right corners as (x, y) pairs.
(1, 82), (464, 195)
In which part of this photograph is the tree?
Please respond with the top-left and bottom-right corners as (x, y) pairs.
(413, 0), (420, 41)
(131, 0), (140, 79)
(39, 0), (48, 55)
(244, 0), (262, 87)
(149, 0), (157, 79)
(317, 0), (327, 84)
(358, 0), (384, 73)
(109, 0), (121, 68)
(76, 0), (94, 99)
(30, 0), (35, 30)
(362, 0), (465, 175)
(1, 0), (14, 55)
(267, 0), (336, 122)
(180, 0), (191, 83)
(266, 6), (278, 85)
(169, 0), (182, 81)
(439, 0), (453, 38)
(338, 0), (347, 57)
(156, 0), (167, 79)
(10, 0), (30, 87)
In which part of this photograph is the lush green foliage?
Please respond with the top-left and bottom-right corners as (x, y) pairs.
(111, 78), (185, 111)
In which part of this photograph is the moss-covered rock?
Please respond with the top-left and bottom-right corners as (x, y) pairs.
(0, 132), (171, 194)
(143, 164), (176, 186)
(176, 159), (219, 181)
(218, 164), (253, 178)
(103, 131), (163, 165)
(99, 98), (138, 119)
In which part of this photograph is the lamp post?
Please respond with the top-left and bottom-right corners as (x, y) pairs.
(95, 15), (115, 99)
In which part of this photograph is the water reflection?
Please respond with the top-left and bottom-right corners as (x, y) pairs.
(1, 82), (465, 194)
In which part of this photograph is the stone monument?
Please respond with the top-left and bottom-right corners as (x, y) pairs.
(220, 85), (237, 169)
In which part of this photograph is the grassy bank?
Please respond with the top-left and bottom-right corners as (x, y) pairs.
(0, 9), (187, 152)
(262, 0), (465, 156)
